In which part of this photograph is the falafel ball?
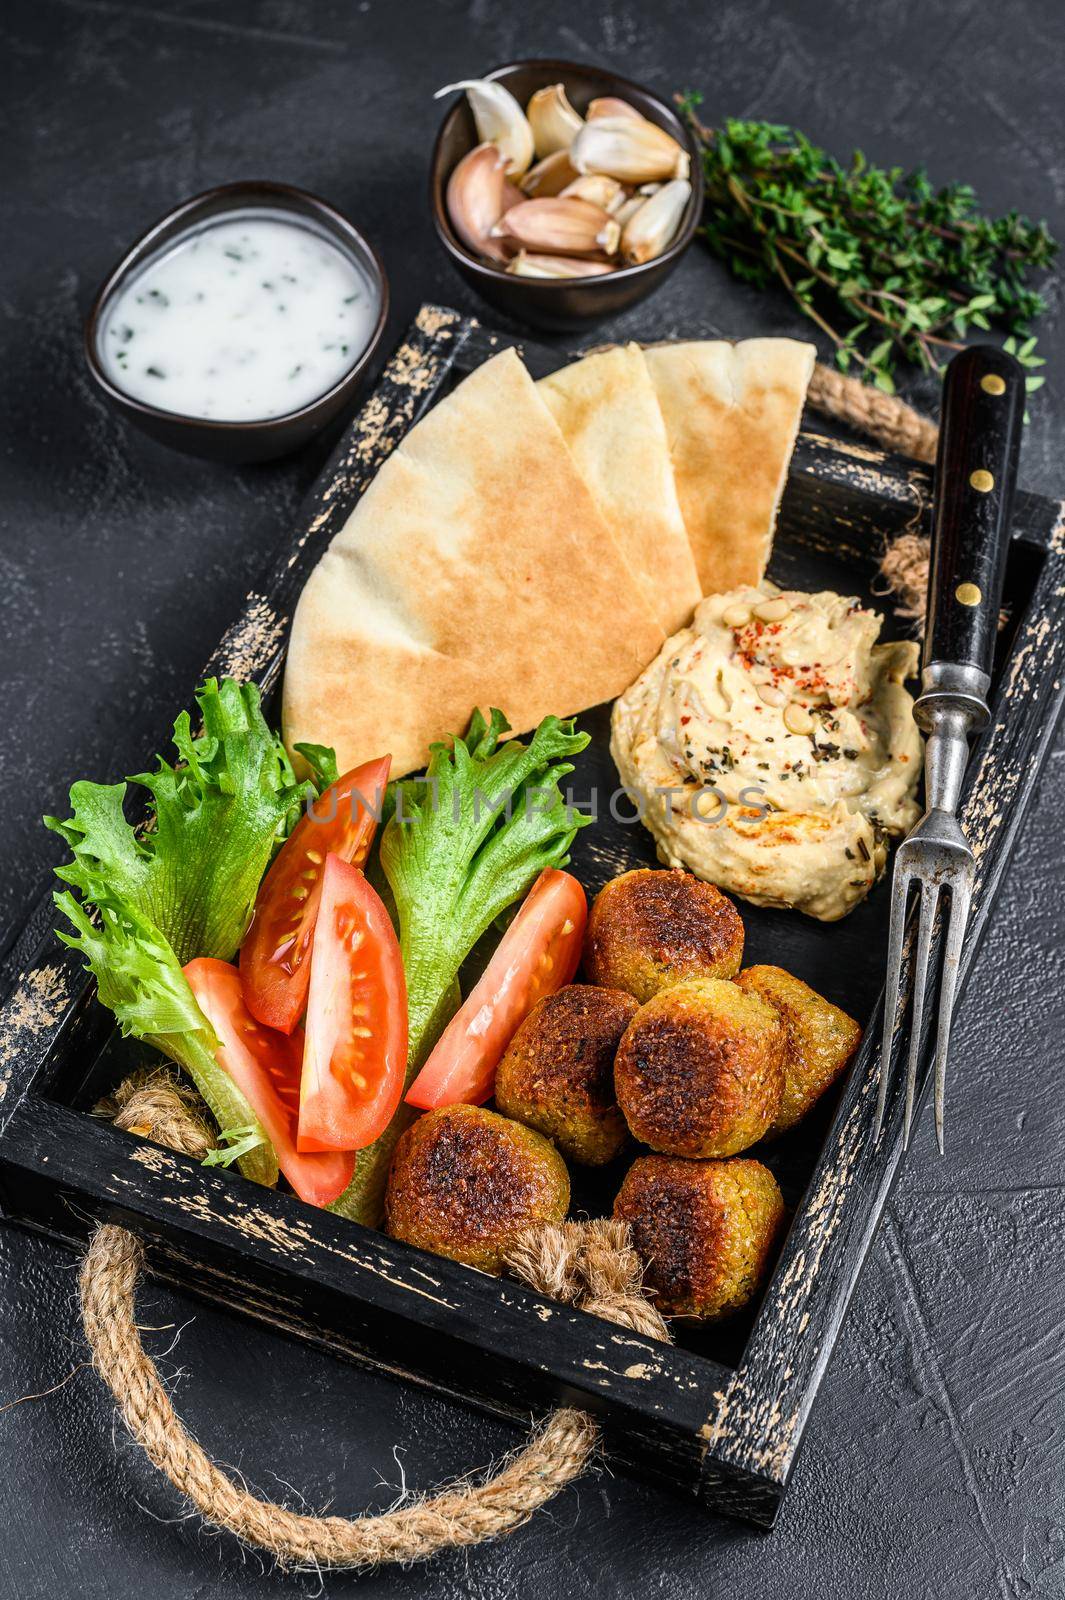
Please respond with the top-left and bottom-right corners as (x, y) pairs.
(614, 978), (783, 1158)
(584, 869), (744, 1004)
(385, 1104), (570, 1274)
(614, 1154), (784, 1319)
(495, 984), (638, 1165)
(736, 965), (862, 1133)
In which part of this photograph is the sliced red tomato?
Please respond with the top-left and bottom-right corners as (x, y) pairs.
(240, 755), (391, 1034)
(298, 854), (407, 1153)
(184, 957), (354, 1208)
(405, 869), (587, 1111)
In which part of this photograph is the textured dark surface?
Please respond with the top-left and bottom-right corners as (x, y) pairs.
(2, 2), (1064, 1596)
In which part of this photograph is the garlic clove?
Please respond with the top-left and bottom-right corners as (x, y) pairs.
(570, 116), (688, 184)
(526, 82), (583, 159)
(586, 96), (644, 121)
(520, 149), (580, 198)
(507, 251), (615, 278)
(435, 79), (534, 176)
(619, 178), (692, 264)
(493, 197), (621, 257)
(599, 217), (622, 255)
(612, 194), (646, 226)
(446, 142), (510, 261)
(559, 174), (626, 211)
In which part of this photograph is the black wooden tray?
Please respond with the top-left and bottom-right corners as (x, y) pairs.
(2, 305), (1064, 1526)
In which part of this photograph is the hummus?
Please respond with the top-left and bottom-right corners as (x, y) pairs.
(611, 582), (922, 921)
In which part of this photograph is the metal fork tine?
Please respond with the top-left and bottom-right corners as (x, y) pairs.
(933, 875), (971, 1154)
(875, 867), (911, 1140)
(903, 879), (940, 1151)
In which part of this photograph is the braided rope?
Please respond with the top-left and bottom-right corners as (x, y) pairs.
(80, 1073), (666, 1570)
(807, 362), (939, 464)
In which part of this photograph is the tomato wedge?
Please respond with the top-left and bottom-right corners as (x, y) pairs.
(184, 958), (354, 1208)
(298, 854), (407, 1153)
(240, 755), (391, 1034)
(405, 869), (587, 1111)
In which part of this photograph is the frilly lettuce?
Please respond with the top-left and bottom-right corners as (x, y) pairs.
(46, 679), (313, 1184)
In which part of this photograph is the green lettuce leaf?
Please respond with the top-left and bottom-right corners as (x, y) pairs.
(46, 678), (309, 966)
(45, 677), (332, 1187)
(330, 709), (591, 1225)
(53, 881), (277, 1186)
(293, 741), (340, 792)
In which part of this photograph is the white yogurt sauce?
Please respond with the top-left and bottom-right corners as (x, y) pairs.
(98, 210), (378, 421)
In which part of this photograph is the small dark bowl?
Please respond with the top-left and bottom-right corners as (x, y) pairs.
(85, 181), (389, 464)
(430, 60), (702, 333)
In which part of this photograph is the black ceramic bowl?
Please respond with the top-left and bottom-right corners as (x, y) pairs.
(430, 59), (702, 333)
(85, 181), (389, 464)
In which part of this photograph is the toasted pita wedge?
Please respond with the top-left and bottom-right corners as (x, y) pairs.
(642, 339), (816, 594)
(538, 345), (702, 634)
(282, 348), (664, 778)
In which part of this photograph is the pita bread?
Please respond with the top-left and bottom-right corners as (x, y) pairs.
(537, 345), (702, 634)
(642, 339), (815, 594)
(282, 348), (664, 778)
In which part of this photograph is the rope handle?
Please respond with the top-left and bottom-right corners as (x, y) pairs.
(78, 372), (942, 1567)
(81, 1072), (667, 1571)
(807, 362), (938, 464)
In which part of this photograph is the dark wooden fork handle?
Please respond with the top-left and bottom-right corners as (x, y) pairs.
(924, 345), (1026, 680)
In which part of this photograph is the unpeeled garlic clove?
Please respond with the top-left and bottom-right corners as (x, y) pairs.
(586, 96), (644, 121)
(446, 142), (510, 261)
(493, 197), (620, 257)
(570, 116), (688, 183)
(520, 149), (579, 197)
(507, 251), (615, 278)
(560, 174), (626, 211)
(619, 178), (692, 264)
(435, 79), (534, 176)
(526, 82), (583, 159)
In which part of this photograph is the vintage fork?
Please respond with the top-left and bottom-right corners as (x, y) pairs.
(875, 345), (1025, 1152)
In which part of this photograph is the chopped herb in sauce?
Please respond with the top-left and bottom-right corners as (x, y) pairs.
(98, 210), (377, 421)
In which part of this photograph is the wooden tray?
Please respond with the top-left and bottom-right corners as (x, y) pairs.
(2, 305), (1064, 1526)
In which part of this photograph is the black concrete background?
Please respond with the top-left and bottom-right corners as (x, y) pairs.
(3, 2), (1064, 1595)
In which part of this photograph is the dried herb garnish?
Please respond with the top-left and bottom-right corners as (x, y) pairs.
(677, 99), (1057, 393)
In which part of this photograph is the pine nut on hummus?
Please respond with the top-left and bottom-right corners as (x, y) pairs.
(610, 583), (922, 920)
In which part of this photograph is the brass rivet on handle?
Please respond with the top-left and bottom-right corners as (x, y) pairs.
(980, 373), (1007, 396)
(956, 582), (982, 606)
(970, 468), (995, 493)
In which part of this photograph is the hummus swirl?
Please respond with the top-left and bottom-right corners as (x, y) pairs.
(611, 583), (922, 920)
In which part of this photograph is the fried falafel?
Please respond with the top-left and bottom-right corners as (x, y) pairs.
(385, 1104), (570, 1273)
(614, 1154), (785, 1319)
(736, 965), (862, 1133)
(614, 978), (784, 1158)
(584, 869), (744, 1004)
(495, 984), (638, 1165)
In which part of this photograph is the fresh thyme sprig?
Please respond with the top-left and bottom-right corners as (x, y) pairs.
(678, 97), (1057, 395)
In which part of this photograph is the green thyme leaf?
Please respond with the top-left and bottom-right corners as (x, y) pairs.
(677, 101), (1057, 393)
